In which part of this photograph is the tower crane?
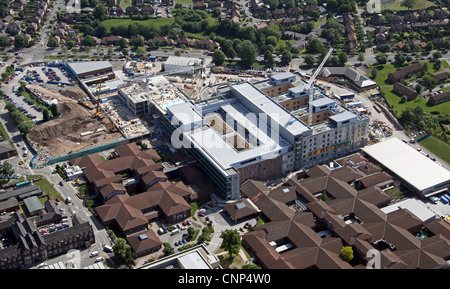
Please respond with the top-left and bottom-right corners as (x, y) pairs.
(93, 77), (103, 119)
(307, 48), (333, 125)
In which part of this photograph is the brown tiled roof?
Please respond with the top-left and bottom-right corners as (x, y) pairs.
(223, 198), (259, 221)
(356, 163), (381, 176)
(355, 172), (393, 188)
(127, 230), (162, 255)
(99, 182), (127, 201)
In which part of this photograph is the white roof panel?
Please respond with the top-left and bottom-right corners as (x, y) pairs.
(362, 137), (450, 192)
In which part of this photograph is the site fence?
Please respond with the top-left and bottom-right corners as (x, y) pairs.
(31, 138), (130, 168)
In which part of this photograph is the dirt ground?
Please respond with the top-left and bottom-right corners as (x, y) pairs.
(27, 86), (124, 160)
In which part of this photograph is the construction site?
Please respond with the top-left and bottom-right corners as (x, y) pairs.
(26, 84), (124, 161)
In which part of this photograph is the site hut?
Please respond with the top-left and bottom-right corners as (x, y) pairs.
(163, 56), (201, 76)
(362, 137), (450, 199)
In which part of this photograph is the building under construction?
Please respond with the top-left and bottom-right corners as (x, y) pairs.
(163, 70), (369, 201)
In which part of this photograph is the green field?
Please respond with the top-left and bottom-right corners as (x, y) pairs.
(373, 61), (450, 115)
(382, 0), (435, 11)
(175, 0), (193, 4)
(120, 0), (132, 8)
(102, 17), (176, 30)
(419, 135), (450, 165)
(381, 86), (450, 115)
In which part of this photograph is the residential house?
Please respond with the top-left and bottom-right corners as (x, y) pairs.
(196, 38), (220, 49)
(393, 82), (419, 100)
(126, 6), (140, 15)
(429, 90), (450, 105)
(6, 22), (21, 35)
(193, 2), (207, 10)
(208, 1), (222, 9)
(387, 63), (423, 82)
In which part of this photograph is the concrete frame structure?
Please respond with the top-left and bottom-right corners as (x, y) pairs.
(164, 72), (369, 201)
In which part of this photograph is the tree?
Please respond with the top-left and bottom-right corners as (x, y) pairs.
(338, 51), (348, 66)
(113, 238), (134, 267)
(174, 50), (181, 56)
(0, 161), (14, 181)
(395, 53), (405, 65)
(14, 35), (28, 49)
(226, 47), (236, 60)
(237, 40), (257, 67)
(163, 242), (175, 256)
(50, 103), (58, 117)
(118, 37), (128, 49)
(281, 50), (292, 65)
(376, 55), (387, 65)
(432, 51), (443, 59)
(341, 246), (354, 263)
(17, 122), (31, 135)
(136, 46), (146, 57)
(424, 41), (433, 52)
(264, 50), (274, 67)
(306, 38), (326, 54)
(371, 68), (378, 79)
(357, 53), (365, 62)
(92, 4), (107, 20)
(81, 35), (96, 47)
(47, 37), (59, 48)
(304, 54), (315, 67)
(400, 0), (416, 10)
(43, 108), (50, 122)
(212, 49), (226, 66)
(220, 229), (241, 260)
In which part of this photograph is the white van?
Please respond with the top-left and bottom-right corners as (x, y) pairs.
(95, 257), (104, 262)
(90, 251), (99, 257)
(104, 245), (113, 252)
(170, 228), (180, 235)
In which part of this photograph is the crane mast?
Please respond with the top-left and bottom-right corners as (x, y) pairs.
(308, 48), (333, 125)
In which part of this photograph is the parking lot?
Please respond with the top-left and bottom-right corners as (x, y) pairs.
(2, 62), (76, 123)
(149, 201), (259, 254)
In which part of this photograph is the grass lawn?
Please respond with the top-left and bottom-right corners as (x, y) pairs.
(419, 135), (450, 165)
(102, 17), (175, 30)
(34, 177), (61, 200)
(190, 197), (211, 216)
(120, 0), (132, 8)
(218, 252), (247, 269)
(373, 61), (450, 115)
(175, 0), (193, 5)
(384, 0), (435, 11)
(380, 86), (450, 116)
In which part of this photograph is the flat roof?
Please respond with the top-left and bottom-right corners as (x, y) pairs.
(362, 137), (450, 192)
(329, 111), (358, 123)
(311, 97), (336, 107)
(270, 72), (295, 81)
(188, 102), (289, 171)
(381, 198), (436, 222)
(178, 251), (211, 269)
(165, 56), (201, 66)
(69, 61), (113, 76)
(23, 196), (43, 213)
(231, 83), (310, 136)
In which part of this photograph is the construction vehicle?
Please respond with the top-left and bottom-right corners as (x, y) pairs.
(78, 99), (93, 110)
